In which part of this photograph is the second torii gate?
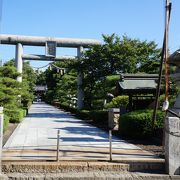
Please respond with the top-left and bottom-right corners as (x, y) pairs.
(0, 34), (101, 109)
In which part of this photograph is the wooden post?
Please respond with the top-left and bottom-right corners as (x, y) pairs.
(109, 130), (112, 161)
(56, 130), (60, 161)
(0, 107), (3, 173)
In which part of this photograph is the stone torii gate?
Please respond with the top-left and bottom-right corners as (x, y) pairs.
(0, 34), (101, 109)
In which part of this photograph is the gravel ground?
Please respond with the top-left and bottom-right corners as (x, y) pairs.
(3, 123), (18, 146)
(127, 139), (164, 158)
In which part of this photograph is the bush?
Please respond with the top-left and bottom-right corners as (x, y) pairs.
(90, 110), (108, 128)
(5, 108), (25, 123)
(106, 75), (119, 89)
(119, 109), (165, 138)
(21, 92), (33, 108)
(22, 108), (27, 116)
(59, 102), (77, 114)
(3, 114), (9, 132)
(76, 110), (90, 120)
(76, 110), (108, 128)
(105, 96), (129, 109)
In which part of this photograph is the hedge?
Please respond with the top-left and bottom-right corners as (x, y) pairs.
(90, 110), (108, 127)
(119, 109), (165, 138)
(3, 114), (9, 132)
(105, 96), (129, 109)
(51, 101), (109, 128)
(76, 110), (90, 120)
(5, 108), (25, 123)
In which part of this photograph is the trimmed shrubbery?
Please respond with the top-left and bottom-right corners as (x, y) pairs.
(53, 101), (109, 129)
(119, 109), (165, 138)
(0, 61), (36, 132)
(76, 109), (108, 129)
(5, 108), (25, 123)
(76, 110), (90, 120)
(105, 95), (129, 109)
(90, 110), (108, 127)
(3, 114), (9, 132)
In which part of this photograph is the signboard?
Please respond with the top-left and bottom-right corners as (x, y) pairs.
(45, 41), (56, 57)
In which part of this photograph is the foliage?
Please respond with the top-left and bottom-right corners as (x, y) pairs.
(54, 101), (109, 129)
(0, 60), (36, 132)
(0, 66), (21, 107)
(119, 109), (165, 138)
(80, 34), (161, 75)
(5, 108), (25, 123)
(0, 65), (20, 79)
(159, 94), (177, 109)
(77, 34), (161, 109)
(105, 75), (119, 87)
(3, 114), (9, 132)
(89, 110), (108, 127)
(43, 61), (77, 106)
(36, 71), (46, 85)
(55, 73), (77, 106)
(105, 95), (129, 109)
(3, 60), (36, 108)
(21, 62), (36, 107)
(41, 34), (161, 110)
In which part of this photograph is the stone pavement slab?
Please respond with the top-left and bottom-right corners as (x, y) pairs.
(3, 102), (162, 162)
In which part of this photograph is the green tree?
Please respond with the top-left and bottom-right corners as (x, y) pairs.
(40, 34), (161, 110)
(4, 60), (37, 108)
(78, 34), (161, 109)
(41, 60), (77, 105)
(0, 66), (21, 108)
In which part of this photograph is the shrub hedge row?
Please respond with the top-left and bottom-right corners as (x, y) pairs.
(3, 114), (10, 132)
(53, 101), (108, 129)
(119, 109), (165, 138)
(52, 101), (165, 139)
(5, 108), (26, 123)
(105, 96), (129, 109)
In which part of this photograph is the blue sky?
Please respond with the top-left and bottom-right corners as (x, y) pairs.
(0, 0), (180, 68)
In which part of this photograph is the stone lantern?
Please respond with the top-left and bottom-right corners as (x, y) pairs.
(165, 49), (180, 175)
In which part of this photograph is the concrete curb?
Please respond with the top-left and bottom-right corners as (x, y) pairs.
(5, 172), (180, 180)
(2, 160), (164, 173)
(2, 161), (128, 173)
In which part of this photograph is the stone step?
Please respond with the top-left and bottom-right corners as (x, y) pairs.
(4, 172), (180, 180)
(2, 160), (165, 174)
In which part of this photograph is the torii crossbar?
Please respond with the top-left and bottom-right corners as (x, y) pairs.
(0, 34), (100, 48)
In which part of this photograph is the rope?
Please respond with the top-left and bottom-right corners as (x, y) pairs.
(51, 63), (66, 70)
(31, 63), (66, 74)
(31, 63), (50, 69)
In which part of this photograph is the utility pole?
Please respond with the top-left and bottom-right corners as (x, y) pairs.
(152, 0), (171, 129)
(164, 0), (170, 103)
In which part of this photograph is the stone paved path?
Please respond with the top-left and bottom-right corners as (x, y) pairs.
(3, 102), (162, 161)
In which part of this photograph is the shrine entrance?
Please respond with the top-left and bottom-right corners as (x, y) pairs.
(0, 34), (101, 109)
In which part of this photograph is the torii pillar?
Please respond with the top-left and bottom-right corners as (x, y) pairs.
(15, 43), (23, 82)
(77, 46), (84, 109)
